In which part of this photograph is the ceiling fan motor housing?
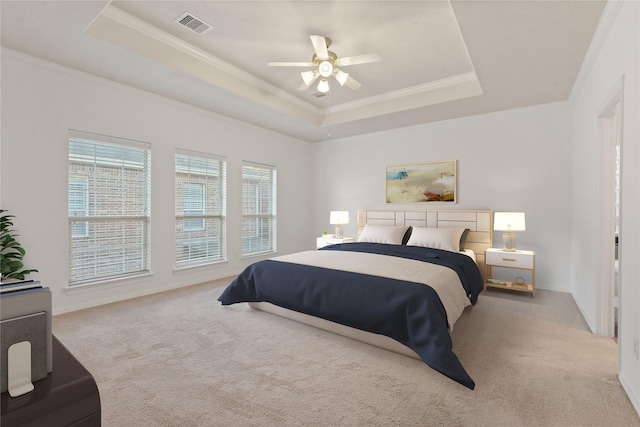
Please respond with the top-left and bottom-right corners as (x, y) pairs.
(312, 51), (338, 65)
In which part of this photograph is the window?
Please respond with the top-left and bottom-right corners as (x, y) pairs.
(68, 131), (151, 285)
(242, 161), (277, 256)
(175, 150), (226, 266)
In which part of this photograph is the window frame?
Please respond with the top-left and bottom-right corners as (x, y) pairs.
(68, 130), (151, 287)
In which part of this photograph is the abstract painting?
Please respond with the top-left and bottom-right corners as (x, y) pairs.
(386, 160), (457, 203)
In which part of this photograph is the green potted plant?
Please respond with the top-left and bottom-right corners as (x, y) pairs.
(1, 209), (38, 281)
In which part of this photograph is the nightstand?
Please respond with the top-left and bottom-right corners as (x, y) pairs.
(484, 248), (536, 298)
(316, 236), (354, 249)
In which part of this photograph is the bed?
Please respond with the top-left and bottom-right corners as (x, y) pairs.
(218, 209), (492, 389)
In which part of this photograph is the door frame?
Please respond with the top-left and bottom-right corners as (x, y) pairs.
(595, 76), (624, 337)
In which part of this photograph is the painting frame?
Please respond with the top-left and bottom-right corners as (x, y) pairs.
(386, 160), (457, 204)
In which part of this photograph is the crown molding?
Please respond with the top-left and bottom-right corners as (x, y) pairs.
(569, 0), (624, 103)
(326, 72), (481, 114)
(86, 4), (323, 123)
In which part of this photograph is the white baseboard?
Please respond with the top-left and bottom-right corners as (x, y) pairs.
(571, 291), (596, 333)
(619, 371), (640, 418)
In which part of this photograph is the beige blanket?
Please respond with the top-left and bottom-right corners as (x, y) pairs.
(272, 250), (470, 331)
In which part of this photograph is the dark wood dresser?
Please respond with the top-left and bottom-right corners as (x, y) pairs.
(1, 335), (101, 426)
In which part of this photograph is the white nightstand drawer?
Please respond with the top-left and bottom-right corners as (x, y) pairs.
(486, 249), (534, 269)
(316, 237), (354, 249)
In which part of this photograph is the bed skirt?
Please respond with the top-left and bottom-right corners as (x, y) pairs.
(248, 301), (421, 360)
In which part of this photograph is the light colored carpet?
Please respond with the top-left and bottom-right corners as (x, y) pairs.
(52, 279), (640, 426)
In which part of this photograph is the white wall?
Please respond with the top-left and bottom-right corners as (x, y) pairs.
(0, 49), (313, 314)
(311, 102), (573, 291)
(570, 0), (640, 415)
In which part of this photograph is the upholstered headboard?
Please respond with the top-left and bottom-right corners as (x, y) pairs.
(357, 209), (493, 276)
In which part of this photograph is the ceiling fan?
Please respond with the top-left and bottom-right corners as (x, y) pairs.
(268, 35), (381, 93)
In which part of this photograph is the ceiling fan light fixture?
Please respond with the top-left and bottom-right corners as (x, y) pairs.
(335, 69), (349, 86)
(317, 78), (330, 93)
(268, 35), (379, 93)
(301, 70), (316, 86)
(318, 61), (333, 78)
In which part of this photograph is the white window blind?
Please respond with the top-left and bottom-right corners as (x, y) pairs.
(68, 130), (151, 285)
(183, 183), (205, 231)
(175, 150), (226, 266)
(69, 176), (88, 238)
(242, 161), (277, 256)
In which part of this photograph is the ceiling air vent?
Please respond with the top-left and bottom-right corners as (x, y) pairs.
(175, 12), (213, 35)
(312, 92), (328, 98)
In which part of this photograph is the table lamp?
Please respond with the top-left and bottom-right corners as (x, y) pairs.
(329, 211), (349, 239)
(494, 212), (526, 251)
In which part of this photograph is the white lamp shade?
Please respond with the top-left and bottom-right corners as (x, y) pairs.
(494, 212), (526, 231)
(335, 69), (349, 86)
(330, 211), (349, 225)
(317, 78), (329, 93)
(301, 70), (316, 86)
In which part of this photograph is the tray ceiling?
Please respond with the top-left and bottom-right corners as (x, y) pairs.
(0, 1), (607, 142)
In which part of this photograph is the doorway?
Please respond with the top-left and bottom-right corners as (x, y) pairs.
(595, 76), (623, 339)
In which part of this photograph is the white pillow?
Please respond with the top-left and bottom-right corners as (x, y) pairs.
(406, 227), (465, 252)
(357, 225), (410, 245)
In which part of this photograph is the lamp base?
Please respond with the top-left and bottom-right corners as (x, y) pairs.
(335, 225), (343, 239)
(502, 232), (516, 251)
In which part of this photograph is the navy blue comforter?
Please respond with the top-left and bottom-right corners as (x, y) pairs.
(218, 243), (483, 389)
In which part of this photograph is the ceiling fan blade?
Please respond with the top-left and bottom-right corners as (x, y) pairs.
(344, 75), (362, 90)
(335, 53), (381, 67)
(268, 61), (314, 67)
(310, 35), (329, 60)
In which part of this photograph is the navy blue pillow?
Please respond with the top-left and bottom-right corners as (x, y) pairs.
(459, 228), (470, 250)
(402, 226), (413, 245)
